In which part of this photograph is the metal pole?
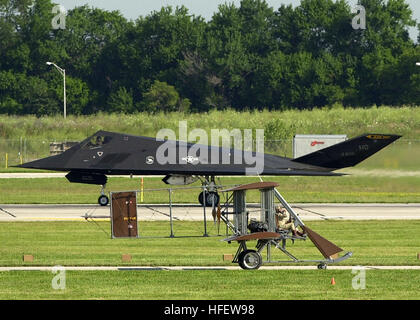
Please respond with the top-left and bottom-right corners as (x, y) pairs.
(203, 187), (208, 237)
(63, 69), (66, 119)
(273, 188), (305, 227)
(169, 189), (174, 238)
(46, 62), (66, 119)
(140, 177), (144, 203)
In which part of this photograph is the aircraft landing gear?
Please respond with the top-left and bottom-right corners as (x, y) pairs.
(317, 263), (327, 270)
(198, 191), (220, 207)
(238, 250), (263, 270)
(198, 176), (220, 207)
(98, 185), (109, 206)
(98, 195), (109, 206)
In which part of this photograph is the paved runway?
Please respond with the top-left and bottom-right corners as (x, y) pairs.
(0, 203), (419, 221)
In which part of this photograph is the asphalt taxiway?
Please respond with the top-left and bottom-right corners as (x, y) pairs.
(0, 203), (419, 221)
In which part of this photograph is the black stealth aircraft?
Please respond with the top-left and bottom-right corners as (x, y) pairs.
(19, 131), (401, 206)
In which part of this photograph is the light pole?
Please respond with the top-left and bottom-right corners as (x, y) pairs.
(46, 62), (66, 119)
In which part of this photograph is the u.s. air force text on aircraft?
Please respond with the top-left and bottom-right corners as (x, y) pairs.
(163, 303), (255, 318)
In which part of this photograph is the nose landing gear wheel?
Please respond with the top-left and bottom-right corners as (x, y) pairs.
(238, 250), (262, 270)
(98, 195), (109, 206)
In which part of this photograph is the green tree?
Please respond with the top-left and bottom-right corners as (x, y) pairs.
(355, 0), (417, 105)
(205, 0), (278, 109)
(142, 80), (190, 113)
(107, 87), (134, 113)
(55, 6), (130, 84)
(22, 76), (59, 115)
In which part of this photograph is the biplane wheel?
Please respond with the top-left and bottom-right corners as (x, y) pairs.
(317, 263), (327, 270)
(198, 191), (220, 207)
(238, 250), (262, 270)
(98, 195), (109, 206)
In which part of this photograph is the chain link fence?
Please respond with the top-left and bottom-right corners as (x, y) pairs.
(0, 138), (76, 167)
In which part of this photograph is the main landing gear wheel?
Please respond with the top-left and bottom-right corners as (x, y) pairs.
(238, 250), (263, 270)
(198, 191), (220, 207)
(98, 195), (109, 206)
(317, 263), (327, 270)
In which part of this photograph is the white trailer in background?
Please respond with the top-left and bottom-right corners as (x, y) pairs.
(293, 134), (347, 159)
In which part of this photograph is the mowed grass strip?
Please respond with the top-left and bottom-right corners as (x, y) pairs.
(1, 175), (420, 204)
(0, 220), (420, 267)
(0, 269), (420, 300)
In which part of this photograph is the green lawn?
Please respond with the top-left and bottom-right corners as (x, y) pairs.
(1, 175), (420, 204)
(1, 220), (420, 267)
(1, 269), (419, 300)
(1, 220), (420, 300)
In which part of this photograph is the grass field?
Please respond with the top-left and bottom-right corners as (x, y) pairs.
(1, 106), (419, 141)
(1, 106), (420, 166)
(1, 269), (420, 300)
(0, 220), (420, 300)
(1, 220), (419, 267)
(1, 175), (419, 204)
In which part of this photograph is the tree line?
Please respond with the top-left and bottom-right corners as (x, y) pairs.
(0, 0), (419, 116)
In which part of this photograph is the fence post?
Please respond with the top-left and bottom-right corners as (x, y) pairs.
(203, 187), (208, 237)
(169, 189), (174, 238)
(140, 177), (144, 203)
(5, 153), (8, 169)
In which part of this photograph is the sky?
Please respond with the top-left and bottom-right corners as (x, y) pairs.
(58, 0), (419, 41)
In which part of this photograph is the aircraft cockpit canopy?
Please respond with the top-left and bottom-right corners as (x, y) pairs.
(83, 134), (113, 150)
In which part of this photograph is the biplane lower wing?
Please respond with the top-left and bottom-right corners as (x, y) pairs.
(223, 232), (282, 243)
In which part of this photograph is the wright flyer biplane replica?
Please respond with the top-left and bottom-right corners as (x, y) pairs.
(219, 182), (352, 270)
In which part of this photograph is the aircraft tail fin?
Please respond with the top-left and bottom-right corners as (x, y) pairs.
(292, 134), (401, 170)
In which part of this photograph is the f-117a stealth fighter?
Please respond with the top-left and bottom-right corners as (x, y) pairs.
(19, 131), (401, 206)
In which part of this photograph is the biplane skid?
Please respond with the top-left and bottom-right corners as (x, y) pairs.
(224, 231), (352, 270)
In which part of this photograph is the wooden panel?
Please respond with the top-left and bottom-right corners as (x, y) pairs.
(111, 192), (138, 238)
(229, 232), (282, 242)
